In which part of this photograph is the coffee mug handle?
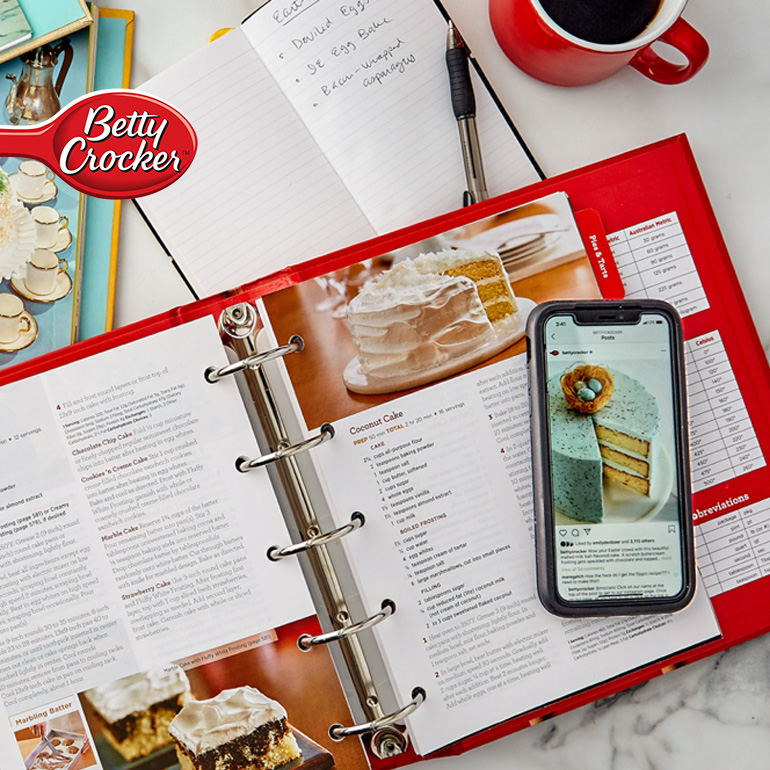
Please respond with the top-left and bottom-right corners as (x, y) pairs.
(630, 18), (709, 84)
(60, 216), (69, 229)
(58, 257), (69, 274)
(20, 316), (31, 334)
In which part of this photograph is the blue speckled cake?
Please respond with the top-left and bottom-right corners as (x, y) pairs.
(594, 370), (659, 495)
(548, 387), (604, 522)
(549, 369), (660, 521)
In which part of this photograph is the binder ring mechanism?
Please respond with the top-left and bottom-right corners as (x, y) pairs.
(267, 511), (365, 561)
(298, 598), (395, 652)
(329, 687), (426, 742)
(204, 334), (304, 383)
(236, 423), (334, 472)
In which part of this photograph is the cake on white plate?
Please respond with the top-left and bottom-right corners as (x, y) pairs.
(345, 248), (519, 379)
(83, 666), (191, 760)
(549, 367), (660, 522)
(169, 685), (301, 770)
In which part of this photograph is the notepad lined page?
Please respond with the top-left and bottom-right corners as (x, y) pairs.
(243, 0), (540, 231)
(139, 29), (377, 297)
(139, 1), (541, 297)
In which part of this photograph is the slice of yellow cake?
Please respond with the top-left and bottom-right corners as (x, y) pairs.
(603, 463), (651, 495)
(418, 248), (518, 323)
(592, 370), (659, 497)
(598, 443), (651, 479)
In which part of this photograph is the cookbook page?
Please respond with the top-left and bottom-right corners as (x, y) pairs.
(0, 318), (364, 770)
(311, 356), (718, 755)
(257, 194), (720, 756)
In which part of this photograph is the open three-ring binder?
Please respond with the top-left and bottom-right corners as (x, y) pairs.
(4, 136), (770, 769)
(210, 302), (424, 759)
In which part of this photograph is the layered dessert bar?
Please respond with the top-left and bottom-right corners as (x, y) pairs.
(83, 666), (190, 760)
(169, 685), (301, 770)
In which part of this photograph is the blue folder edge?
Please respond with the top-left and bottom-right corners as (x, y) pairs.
(80, 9), (132, 339)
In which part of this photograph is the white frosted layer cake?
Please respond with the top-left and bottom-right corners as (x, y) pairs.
(169, 686), (301, 770)
(550, 369), (660, 521)
(346, 248), (517, 378)
(83, 666), (190, 760)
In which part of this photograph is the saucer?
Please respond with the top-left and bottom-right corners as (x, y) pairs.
(9, 173), (58, 205)
(0, 312), (38, 352)
(11, 270), (73, 303)
(43, 226), (72, 253)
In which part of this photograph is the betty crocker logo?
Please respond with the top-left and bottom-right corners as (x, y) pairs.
(0, 90), (196, 199)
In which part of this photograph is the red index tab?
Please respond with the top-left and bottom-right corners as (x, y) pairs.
(574, 208), (625, 299)
(0, 89), (197, 199)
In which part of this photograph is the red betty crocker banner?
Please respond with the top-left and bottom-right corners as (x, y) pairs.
(0, 89), (196, 199)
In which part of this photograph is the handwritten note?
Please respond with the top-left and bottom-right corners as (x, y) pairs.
(244, 0), (534, 230)
(141, 0), (539, 296)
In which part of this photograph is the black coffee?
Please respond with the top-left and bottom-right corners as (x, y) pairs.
(539, 0), (662, 45)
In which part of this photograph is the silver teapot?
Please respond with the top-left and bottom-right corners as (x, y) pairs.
(5, 39), (73, 125)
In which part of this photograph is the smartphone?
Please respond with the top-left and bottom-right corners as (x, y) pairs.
(527, 299), (696, 616)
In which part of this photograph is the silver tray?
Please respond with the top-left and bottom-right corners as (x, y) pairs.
(24, 729), (85, 770)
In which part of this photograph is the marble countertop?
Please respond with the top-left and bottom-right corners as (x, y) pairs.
(94, 0), (770, 767)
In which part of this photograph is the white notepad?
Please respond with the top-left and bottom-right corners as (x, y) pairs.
(138, 0), (541, 297)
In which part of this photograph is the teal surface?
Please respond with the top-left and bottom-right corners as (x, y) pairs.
(0, 23), (91, 369)
(18, 0), (87, 39)
(80, 13), (129, 340)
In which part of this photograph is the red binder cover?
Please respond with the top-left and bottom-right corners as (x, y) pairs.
(1, 135), (767, 767)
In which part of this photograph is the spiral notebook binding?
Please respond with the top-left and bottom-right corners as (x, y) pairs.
(328, 687), (426, 742)
(267, 512), (365, 561)
(236, 423), (334, 471)
(298, 599), (395, 651)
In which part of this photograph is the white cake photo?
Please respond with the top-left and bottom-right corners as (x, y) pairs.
(343, 247), (534, 393)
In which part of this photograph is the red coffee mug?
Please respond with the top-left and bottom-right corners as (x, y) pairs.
(489, 0), (709, 86)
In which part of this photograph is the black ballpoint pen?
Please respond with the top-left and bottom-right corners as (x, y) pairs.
(445, 20), (489, 206)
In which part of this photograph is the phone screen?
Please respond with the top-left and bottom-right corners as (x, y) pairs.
(543, 309), (687, 604)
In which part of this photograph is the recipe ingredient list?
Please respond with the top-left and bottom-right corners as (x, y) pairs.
(315, 357), (719, 755)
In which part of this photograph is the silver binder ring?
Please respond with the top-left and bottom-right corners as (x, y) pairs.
(267, 512), (365, 561)
(328, 687), (426, 741)
(205, 335), (304, 383)
(236, 423), (334, 471)
(297, 599), (395, 652)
